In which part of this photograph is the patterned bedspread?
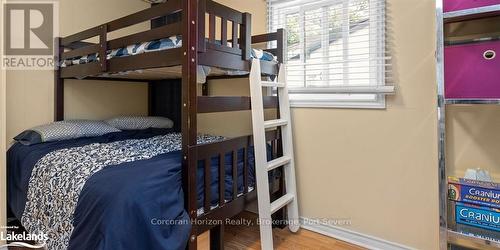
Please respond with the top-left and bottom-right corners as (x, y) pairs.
(10, 131), (226, 250)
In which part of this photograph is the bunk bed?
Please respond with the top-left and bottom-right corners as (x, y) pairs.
(9, 1), (288, 249)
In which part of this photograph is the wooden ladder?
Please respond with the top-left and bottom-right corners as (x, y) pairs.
(249, 59), (300, 249)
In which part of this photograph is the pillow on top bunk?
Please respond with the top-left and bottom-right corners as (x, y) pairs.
(14, 120), (121, 146)
(105, 116), (174, 130)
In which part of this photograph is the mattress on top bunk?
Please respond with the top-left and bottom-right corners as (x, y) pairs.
(7, 129), (273, 250)
(60, 35), (277, 82)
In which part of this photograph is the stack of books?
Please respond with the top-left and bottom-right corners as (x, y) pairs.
(448, 177), (500, 241)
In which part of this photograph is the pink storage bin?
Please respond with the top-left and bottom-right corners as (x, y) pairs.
(444, 0), (500, 12)
(445, 41), (500, 99)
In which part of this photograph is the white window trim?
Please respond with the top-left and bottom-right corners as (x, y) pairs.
(268, 0), (394, 109)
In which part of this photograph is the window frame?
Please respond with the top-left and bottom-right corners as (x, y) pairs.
(268, 0), (392, 109)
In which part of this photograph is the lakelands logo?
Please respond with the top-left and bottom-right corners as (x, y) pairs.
(0, 230), (48, 249)
(2, 1), (58, 70)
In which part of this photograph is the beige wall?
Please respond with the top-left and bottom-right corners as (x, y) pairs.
(1, 41), (6, 245)
(205, 1), (441, 248)
(1, 2), (6, 242)
(289, 0), (439, 249)
(6, 0), (149, 146)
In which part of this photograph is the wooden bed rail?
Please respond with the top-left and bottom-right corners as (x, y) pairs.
(190, 130), (280, 218)
(197, 96), (278, 113)
(61, 1), (182, 46)
(199, 0), (252, 60)
(59, 0), (183, 74)
(252, 28), (287, 63)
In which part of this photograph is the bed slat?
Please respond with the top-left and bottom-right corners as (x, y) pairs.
(240, 13), (251, 60)
(218, 154), (225, 206)
(232, 21), (238, 49)
(198, 0), (207, 52)
(243, 148), (249, 194)
(204, 158), (211, 212)
(221, 18), (227, 46)
(209, 14), (216, 44)
(232, 150), (238, 200)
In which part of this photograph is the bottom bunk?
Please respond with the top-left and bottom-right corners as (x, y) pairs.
(7, 128), (278, 250)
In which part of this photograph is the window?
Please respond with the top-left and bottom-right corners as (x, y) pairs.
(268, 0), (393, 108)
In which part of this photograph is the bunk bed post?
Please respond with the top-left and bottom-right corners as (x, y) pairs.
(210, 224), (225, 249)
(182, 0), (199, 249)
(98, 25), (108, 72)
(54, 37), (64, 121)
(276, 28), (286, 64)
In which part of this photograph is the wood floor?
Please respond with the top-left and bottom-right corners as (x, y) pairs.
(198, 212), (364, 250)
(7, 212), (364, 250)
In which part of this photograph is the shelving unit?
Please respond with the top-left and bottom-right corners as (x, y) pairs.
(448, 230), (500, 250)
(445, 99), (500, 105)
(443, 4), (500, 23)
(436, 2), (500, 249)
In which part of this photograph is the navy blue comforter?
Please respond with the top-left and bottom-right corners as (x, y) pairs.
(7, 129), (258, 250)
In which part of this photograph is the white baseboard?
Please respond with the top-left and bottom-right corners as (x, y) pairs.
(299, 217), (415, 250)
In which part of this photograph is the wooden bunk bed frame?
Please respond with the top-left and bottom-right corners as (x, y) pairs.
(54, 1), (287, 249)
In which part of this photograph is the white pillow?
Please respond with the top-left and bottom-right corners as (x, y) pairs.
(105, 116), (174, 130)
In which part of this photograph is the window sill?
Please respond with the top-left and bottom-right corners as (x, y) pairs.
(290, 98), (387, 109)
(288, 86), (394, 109)
(288, 86), (395, 94)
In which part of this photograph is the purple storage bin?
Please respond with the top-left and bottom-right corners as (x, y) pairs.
(445, 41), (500, 99)
(444, 0), (500, 12)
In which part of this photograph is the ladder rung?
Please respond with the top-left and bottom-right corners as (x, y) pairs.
(271, 194), (294, 214)
(267, 156), (291, 171)
(264, 119), (288, 129)
(262, 81), (285, 88)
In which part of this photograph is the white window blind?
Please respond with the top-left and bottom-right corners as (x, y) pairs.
(267, 0), (393, 108)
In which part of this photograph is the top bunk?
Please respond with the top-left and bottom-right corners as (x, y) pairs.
(57, 0), (284, 81)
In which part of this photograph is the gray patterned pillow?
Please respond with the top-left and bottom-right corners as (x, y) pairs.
(14, 120), (121, 145)
(105, 116), (174, 130)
